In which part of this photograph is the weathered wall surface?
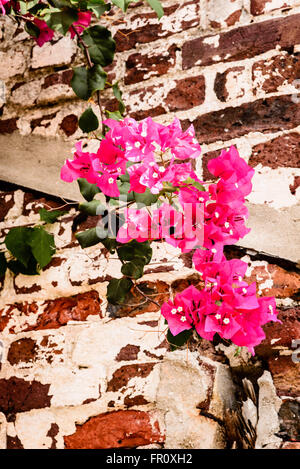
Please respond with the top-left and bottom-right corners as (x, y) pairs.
(0, 0), (299, 449)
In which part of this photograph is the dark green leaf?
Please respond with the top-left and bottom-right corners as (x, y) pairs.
(27, 227), (56, 269)
(117, 240), (152, 265)
(79, 107), (99, 133)
(81, 25), (115, 67)
(39, 208), (68, 224)
(7, 257), (38, 276)
(112, 82), (125, 115)
(71, 65), (107, 100)
(5, 227), (33, 268)
(111, 0), (136, 12)
(121, 258), (145, 279)
(24, 21), (40, 38)
(167, 329), (193, 351)
(101, 237), (117, 253)
(76, 227), (103, 248)
(77, 178), (100, 201)
(79, 200), (106, 216)
(46, 8), (78, 35)
(134, 188), (158, 207)
(107, 277), (133, 304)
(146, 0), (164, 19)
(0, 252), (7, 277)
(86, 0), (110, 17)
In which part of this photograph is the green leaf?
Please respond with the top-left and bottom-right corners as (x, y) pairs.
(46, 8), (78, 35)
(134, 188), (158, 207)
(111, 0), (137, 12)
(101, 237), (117, 253)
(105, 110), (123, 121)
(182, 177), (205, 192)
(39, 208), (68, 224)
(76, 227), (103, 248)
(5, 227), (33, 268)
(86, 0), (110, 17)
(167, 329), (193, 351)
(79, 107), (99, 133)
(71, 65), (107, 100)
(79, 200), (106, 216)
(107, 277), (133, 304)
(27, 227), (56, 269)
(112, 82), (125, 115)
(24, 21), (41, 39)
(117, 240), (152, 265)
(0, 252), (7, 277)
(77, 178), (100, 201)
(7, 257), (38, 276)
(146, 0), (164, 19)
(121, 258), (145, 279)
(81, 25), (115, 67)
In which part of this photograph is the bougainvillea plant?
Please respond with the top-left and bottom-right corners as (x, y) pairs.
(0, 0), (280, 355)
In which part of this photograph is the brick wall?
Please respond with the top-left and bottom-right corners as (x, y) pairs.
(0, 0), (299, 449)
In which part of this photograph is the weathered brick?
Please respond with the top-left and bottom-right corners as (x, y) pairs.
(7, 338), (38, 365)
(64, 410), (165, 449)
(115, 344), (140, 361)
(114, 0), (200, 52)
(181, 95), (300, 144)
(59, 114), (78, 137)
(268, 355), (300, 397)
(206, 0), (243, 29)
(166, 75), (205, 111)
(0, 118), (18, 134)
(107, 363), (156, 392)
(255, 307), (300, 357)
(282, 441), (300, 449)
(125, 44), (178, 85)
(182, 14), (300, 69)
(214, 66), (248, 102)
(0, 191), (14, 221)
(250, 0), (298, 16)
(253, 54), (300, 95)
(245, 264), (300, 299)
(0, 377), (52, 417)
(249, 133), (300, 168)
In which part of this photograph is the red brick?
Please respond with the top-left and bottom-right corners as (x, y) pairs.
(0, 191), (14, 221)
(107, 363), (156, 392)
(214, 66), (245, 102)
(7, 338), (37, 365)
(0, 118), (18, 134)
(115, 344), (140, 362)
(245, 264), (300, 299)
(125, 44), (178, 85)
(256, 307), (300, 357)
(268, 355), (300, 397)
(59, 114), (78, 137)
(64, 410), (165, 449)
(249, 133), (300, 169)
(250, 0), (295, 16)
(114, 1), (200, 53)
(181, 95), (300, 144)
(253, 54), (300, 95)
(0, 377), (52, 417)
(166, 75), (205, 111)
(182, 14), (300, 69)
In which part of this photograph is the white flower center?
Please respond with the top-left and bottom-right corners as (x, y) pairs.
(223, 318), (230, 324)
(134, 142), (141, 148)
(171, 308), (177, 315)
(242, 288), (247, 294)
(215, 212), (219, 218)
(159, 166), (165, 172)
(212, 248), (217, 254)
(152, 173), (159, 179)
(269, 305), (274, 314)
(215, 314), (221, 320)
(224, 222), (230, 228)
(141, 131), (147, 137)
(108, 178), (114, 184)
(180, 316), (186, 322)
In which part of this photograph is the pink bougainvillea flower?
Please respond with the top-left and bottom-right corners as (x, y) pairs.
(61, 142), (97, 184)
(161, 285), (203, 336)
(117, 208), (160, 243)
(33, 18), (55, 47)
(0, 0), (9, 14)
(69, 11), (92, 38)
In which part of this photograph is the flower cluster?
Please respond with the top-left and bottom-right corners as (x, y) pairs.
(61, 115), (279, 353)
(162, 257), (279, 355)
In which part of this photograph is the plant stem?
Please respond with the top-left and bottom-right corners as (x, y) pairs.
(134, 284), (161, 309)
(71, 26), (104, 134)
